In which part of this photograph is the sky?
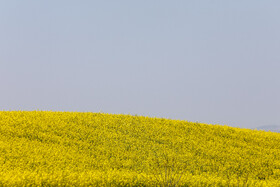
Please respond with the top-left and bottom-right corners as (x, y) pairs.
(1, 1), (279, 129)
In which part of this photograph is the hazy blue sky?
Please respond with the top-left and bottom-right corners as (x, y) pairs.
(1, 1), (279, 129)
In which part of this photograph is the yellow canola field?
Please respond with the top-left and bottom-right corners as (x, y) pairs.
(0, 111), (280, 186)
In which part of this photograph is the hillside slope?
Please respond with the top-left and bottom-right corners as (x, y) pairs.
(0, 111), (280, 186)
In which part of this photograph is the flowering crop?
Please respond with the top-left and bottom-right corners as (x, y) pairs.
(0, 111), (280, 186)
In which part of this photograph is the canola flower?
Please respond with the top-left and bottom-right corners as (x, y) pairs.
(0, 111), (280, 186)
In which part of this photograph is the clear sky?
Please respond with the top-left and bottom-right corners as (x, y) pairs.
(1, 1), (279, 129)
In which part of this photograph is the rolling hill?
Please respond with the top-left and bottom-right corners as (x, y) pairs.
(256, 125), (280, 133)
(0, 111), (280, 186)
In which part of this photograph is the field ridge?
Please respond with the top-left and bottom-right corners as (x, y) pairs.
(0, 111), (280, 186)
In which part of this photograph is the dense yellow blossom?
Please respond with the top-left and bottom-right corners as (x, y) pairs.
(0, 111), (280, 186)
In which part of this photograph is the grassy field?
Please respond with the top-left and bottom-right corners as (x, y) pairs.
(0, 111), (280, 186)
